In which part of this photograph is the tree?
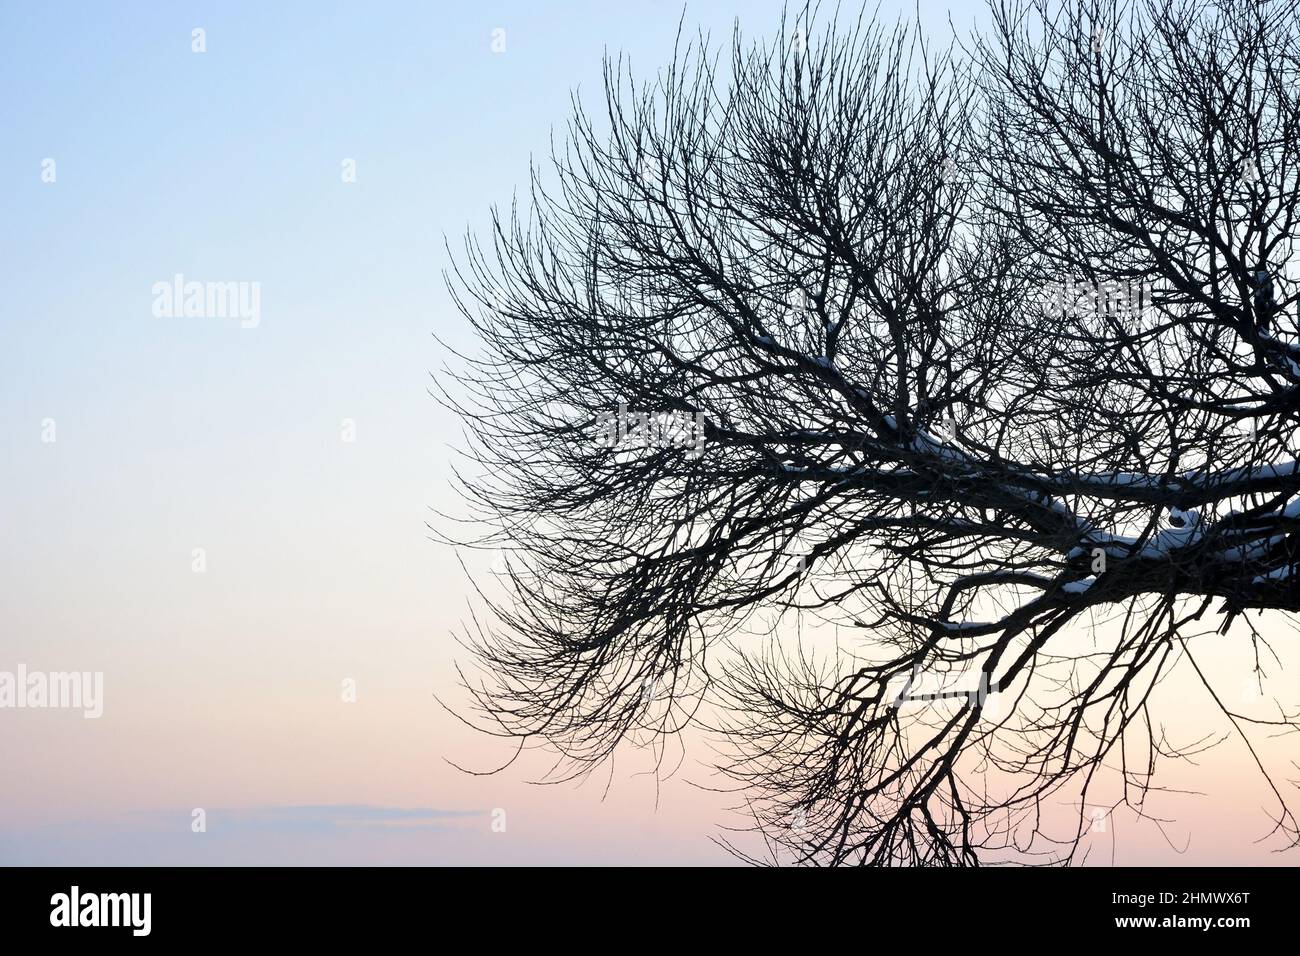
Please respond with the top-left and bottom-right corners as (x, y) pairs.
(438, 0), (1300, 865)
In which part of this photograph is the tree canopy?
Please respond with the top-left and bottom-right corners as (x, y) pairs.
(439, 0), (1300, 865)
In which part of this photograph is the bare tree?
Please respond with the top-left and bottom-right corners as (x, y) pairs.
(437, 0), (1300, 865)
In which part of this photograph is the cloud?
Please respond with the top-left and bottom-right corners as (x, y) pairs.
(208, 804), (482, 833)
(0, 804), (486, 864)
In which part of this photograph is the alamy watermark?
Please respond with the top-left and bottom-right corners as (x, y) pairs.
(595, 403), (706, 458)
(1042, 277), (1153, 322)
(886, 667), (1002, 718)
(151, 273), (261, 328)
(0, 665), (103, 718)
(50, 886), (150, 936)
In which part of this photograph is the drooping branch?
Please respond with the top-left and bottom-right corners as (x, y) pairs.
(438, 0), (1300, 865)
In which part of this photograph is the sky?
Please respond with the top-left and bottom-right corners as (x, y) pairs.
(1, 0), (1296, 866)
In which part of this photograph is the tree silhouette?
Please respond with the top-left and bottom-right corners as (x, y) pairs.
(438, 0), (1300, 865)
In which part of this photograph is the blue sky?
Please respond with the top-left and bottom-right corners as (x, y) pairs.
(12, 1), (1278, 866)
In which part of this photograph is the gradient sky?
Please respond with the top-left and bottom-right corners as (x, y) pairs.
(2, 0), (1297, 866)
